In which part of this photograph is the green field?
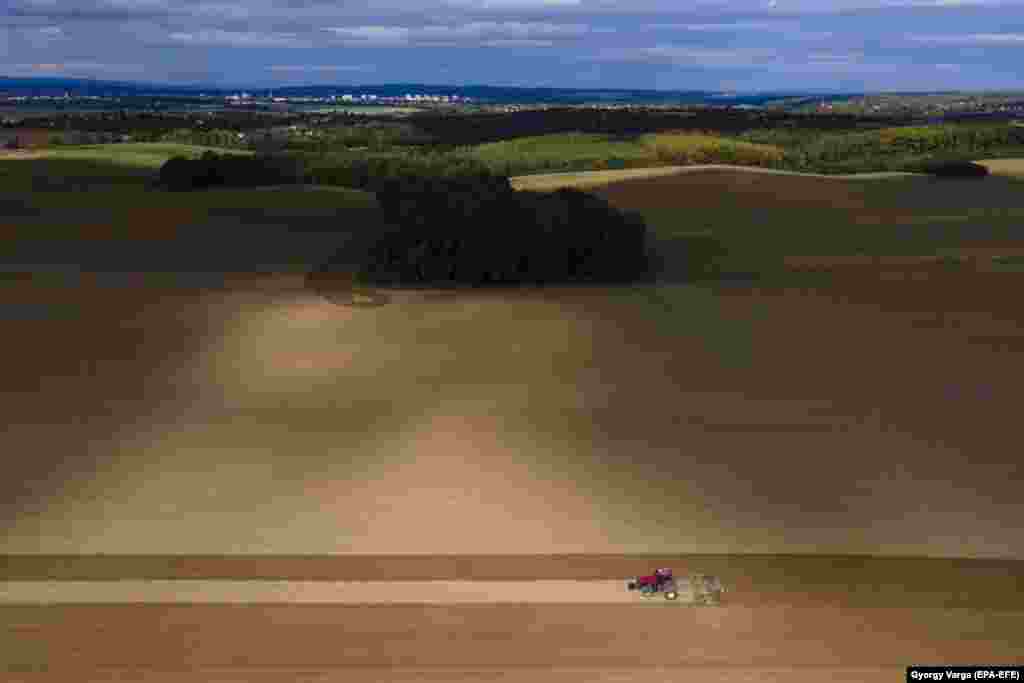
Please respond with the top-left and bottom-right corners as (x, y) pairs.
(0, 144), (378, 270)
(5, 143), (1024, 279)
(0, 143), (255, 192)
(541, 168), (1023, 278)
(509, 161), (1024, 282)
(639, 132), (784, 166)
(460, 131), (787, 176)
(452, 122), (1024, 176)
(459, 132), (657, 175)
(7, 142), (253, 166)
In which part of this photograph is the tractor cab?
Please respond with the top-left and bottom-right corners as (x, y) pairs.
(626, 568), (679, 600)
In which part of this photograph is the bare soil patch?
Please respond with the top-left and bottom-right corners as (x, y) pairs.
(2, 275), (1023, 558)
(2, 603), (1020, 673)
(3, 555), (1021, 610)
(0, 667), (909, 683)
(590, 170), (890, 213)
(510, 165), (924, 192)
(975, 158), (1024, 177)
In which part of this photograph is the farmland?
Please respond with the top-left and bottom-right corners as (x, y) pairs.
(976, 157), (1024, 177)
(3, 131), (1024, 680)
(0, 145), (376, 266)
(589, 169), (1024, 271)
(452, 121), (1024, 176)
(2, 143), (1024, 554)
(2, 142), (254, 167)
(457, 131), (787, 176)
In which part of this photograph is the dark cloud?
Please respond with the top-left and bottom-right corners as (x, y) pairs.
(2, 0), (1024, 89)
(8, 0), (174, 21)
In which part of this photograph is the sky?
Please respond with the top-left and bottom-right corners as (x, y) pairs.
(3, 0), (1024, 91)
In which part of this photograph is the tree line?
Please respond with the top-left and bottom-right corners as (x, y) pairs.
(156, 149), (501, 191)
(157, 151), (305, 190)
(331, 178), (651, 288)
(406, 108), (895, 147)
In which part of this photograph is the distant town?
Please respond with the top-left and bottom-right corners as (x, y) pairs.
(5, 86), (1024, 120)
(3, 78), (1024, 153)
(1, 89), (472, 111)
(1, 91), (471, 104)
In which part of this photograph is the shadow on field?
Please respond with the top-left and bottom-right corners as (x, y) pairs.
(0, 157), (152, 192)
(646, 233), (761, 286)
(306, 226), (758, 308)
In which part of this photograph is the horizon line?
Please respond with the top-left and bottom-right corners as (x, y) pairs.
(6, 75), (1024, 97)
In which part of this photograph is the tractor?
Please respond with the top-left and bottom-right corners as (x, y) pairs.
(626, 568), (679, 600)
(626, 569), (725, 605)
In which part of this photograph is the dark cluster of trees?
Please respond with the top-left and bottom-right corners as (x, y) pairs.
(157, 151), (305, 190)
(156, 148), (503, 192)
(920, 160), (990, 178)
(14, 111), (315, 141)
(342, 179), (650, 287)
(315, 122), (434, 150)
(803, 124), (1024, 163)
(771, 123), (1024, 173)
(406, 108), (893, 147)
(306, 154), (499, 193)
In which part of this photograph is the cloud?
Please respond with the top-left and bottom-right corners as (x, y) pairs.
(807, 50), (865, 63)
(908, 32), (1024, 43)
(324, 25), (411, 45)
(14, 23), (70, 49)
(481, 38), (556, 46)
(879, 0), (997, 5)
(188, 2), (254, 21)
(5, 0), (1024, 90)
(446, 0), (583, 7)
(4, 61), (147, 75)
(431, 20), (588, 37)
(268, 64), (374, 72)
(8, 0), (173, 21)
(645, 21), (833, 41)
(770, 59), (940, 74)
(168, 29), (315, 47)
(647, 21), (796, 31)
(324, 21), (589, 47)
(599, 45), (780, 66)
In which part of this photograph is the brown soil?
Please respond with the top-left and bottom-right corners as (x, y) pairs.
(4, 165), (1022, 682)
(2, 274), (1023, 558)
(591, 170), (885, 212)
(510, 165), (923, 192)
(3, 603), (1020, 677)
(3, 555), (1022, 611)
(976, 158), (1024, 177)
(0, 667), (912, 683)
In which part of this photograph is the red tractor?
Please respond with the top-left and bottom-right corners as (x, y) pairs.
(626, 568), (679, 600)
